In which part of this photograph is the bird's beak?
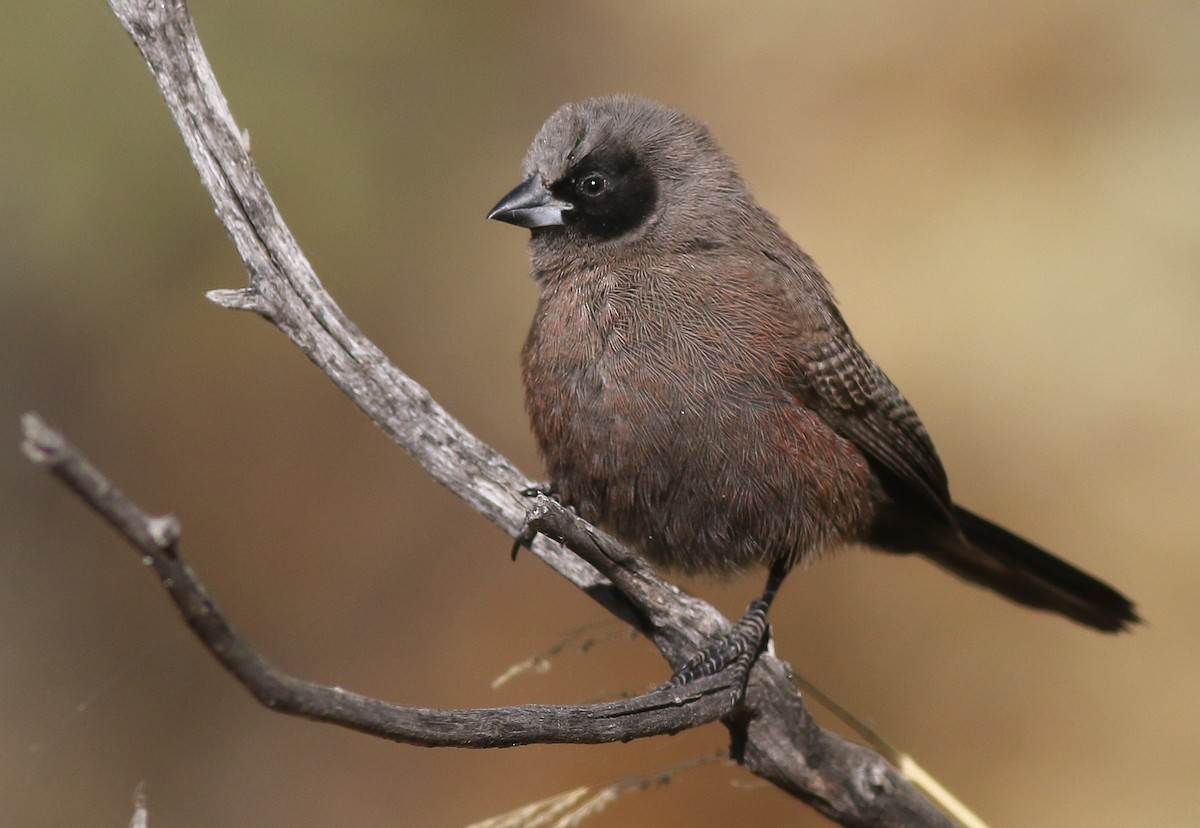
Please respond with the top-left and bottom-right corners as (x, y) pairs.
(487, 176), (570, 228)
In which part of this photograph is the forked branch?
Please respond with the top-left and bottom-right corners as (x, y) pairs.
(25, 1), (965, 824)
(20, 412), (739, 748)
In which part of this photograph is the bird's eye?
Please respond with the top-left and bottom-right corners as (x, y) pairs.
(577, 173), (608, 197)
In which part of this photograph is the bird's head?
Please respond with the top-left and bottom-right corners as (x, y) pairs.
(488, 95), (751, 260)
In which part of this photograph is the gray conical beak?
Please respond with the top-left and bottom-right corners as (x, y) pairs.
(487, 176), (570, 228)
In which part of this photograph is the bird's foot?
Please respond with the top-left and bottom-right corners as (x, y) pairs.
(662, 597), (772, 691)
(511, 480), (560, 560)
(519, 480), (558, 499)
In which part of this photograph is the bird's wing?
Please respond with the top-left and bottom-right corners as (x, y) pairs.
(785, 318), (955, 520)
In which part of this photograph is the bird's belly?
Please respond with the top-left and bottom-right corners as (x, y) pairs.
(531, 354), (878, 575)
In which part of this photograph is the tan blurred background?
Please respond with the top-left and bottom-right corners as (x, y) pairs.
(2, 2), (1197, 826)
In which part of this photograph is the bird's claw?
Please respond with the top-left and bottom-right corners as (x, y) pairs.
(519, 480), (558, 498)
(511, 523), (538, 561)
(511, 480), (560, 560)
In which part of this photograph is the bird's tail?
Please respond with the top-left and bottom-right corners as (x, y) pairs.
(925, 505), (1139, 632)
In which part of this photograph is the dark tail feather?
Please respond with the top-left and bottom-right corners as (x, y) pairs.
(927, 505), (1140, 633)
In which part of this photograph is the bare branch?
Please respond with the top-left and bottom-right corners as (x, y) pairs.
(20, 412), (742, 747)
(106, 0), (717, 666)
(34, 1), (965, 824)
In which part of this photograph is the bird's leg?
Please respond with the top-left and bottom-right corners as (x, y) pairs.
(664, 558), (791, 690)
(511, 480), (559, 560)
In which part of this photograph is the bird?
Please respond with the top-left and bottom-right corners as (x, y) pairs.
(487, 95), (1138, 664)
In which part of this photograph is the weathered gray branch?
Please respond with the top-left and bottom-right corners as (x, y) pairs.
(20, 412), (739, 747)
(29, 0), (962, 824)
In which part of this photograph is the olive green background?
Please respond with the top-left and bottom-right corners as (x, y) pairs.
(2, 3), (1197, 826)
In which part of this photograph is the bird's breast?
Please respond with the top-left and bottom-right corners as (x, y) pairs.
(521, 262), (877, 573)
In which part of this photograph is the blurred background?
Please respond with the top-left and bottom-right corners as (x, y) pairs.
(2, 2), (1197, 826)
